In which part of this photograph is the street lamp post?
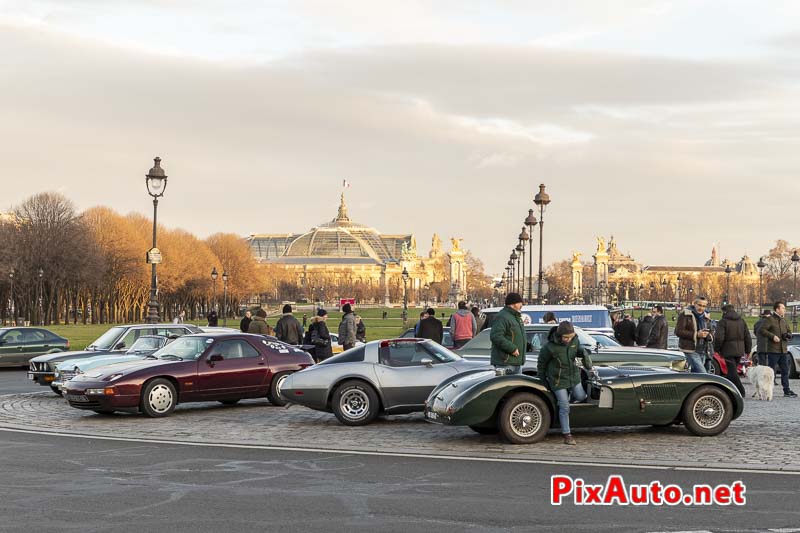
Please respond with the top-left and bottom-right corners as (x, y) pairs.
(424, 283), (430, 308)
(515, 238), (525, 297)
(676, 274), (682, 313)
(661, 279), (667, 303)
(525, 209), (538, 303)
(792, 250), (800, 332)
(401, 267), (409, 326)
(533, 184), (551, 303)
(211, 268), (218, 314)
(145, 157), (168, 324)
(599, 281), (607, 306)
(519, 226), (529, 300)
(509, 251), (518, 293)
(724, 264), (732, 306)
(222, 271), (229, 327)
(37, 268), (44, 326)
(649, 281), (656, 302)
(757, 256), (766, 314)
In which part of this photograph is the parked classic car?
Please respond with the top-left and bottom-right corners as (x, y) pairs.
(28, 323), (202, 394)
(457, 324), (686, 372)
(424, 366), (744, 444)
(53, 335), (176, 391)
(0, 327), (69, 367)
(279, 338), (490, 426)
(63, 333), (313, 416)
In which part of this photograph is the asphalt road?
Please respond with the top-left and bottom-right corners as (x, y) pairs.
(0, 429), (797, 533)
(0, 368), (42, 395)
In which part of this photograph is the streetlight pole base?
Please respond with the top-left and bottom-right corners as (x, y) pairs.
(146, 299), (160, 324)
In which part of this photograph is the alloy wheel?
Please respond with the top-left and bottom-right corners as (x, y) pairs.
(148, 384), (174, 414)
(340, 389), (369, 419)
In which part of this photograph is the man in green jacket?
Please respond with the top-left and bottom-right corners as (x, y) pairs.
(537, 321), (593, 445)
(490, 293), (527, 374)
(759, 301), (797, 398)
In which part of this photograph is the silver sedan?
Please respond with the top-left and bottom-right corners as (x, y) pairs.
(279, 338), (490, 426)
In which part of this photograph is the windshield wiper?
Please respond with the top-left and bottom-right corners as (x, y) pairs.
(158, 354), (183, 361)
(144, 354), (158, 359)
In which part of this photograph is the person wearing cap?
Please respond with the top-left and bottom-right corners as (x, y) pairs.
(247, 308), (271, 335)
(307, 308), (333, 362)
(274, 304), (304, 345)
(537, 321), (593, 445)
(489, 293), (527, 375)
(753, 308), (773, 366)
(338, 303), (357, 350)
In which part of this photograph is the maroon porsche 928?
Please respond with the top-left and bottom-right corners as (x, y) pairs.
(63, 333), (314, 417)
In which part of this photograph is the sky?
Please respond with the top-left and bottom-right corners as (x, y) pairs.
(1, 0), (799, 274)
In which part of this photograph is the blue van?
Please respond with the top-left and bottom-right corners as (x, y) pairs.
(481, 305), (613, 334)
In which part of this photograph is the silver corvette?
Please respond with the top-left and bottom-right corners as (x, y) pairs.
(279, 338), (490, 425)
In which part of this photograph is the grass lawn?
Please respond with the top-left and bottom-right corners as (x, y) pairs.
(44, 307), (461, 347)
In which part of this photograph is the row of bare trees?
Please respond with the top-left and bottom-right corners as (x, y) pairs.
(0, 193), (261, 325)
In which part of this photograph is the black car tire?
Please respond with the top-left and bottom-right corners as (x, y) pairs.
(219, 399), (241, 405)
(332, 380), (380, 426)
(682, 385), (733, 437)
(50, 384), (63, 396)
(498, 392), (550, 444)
(787, 357), (799, 379)
(469, 424), (500, 435)
(140, 378), (177, 418)
(267, 371), (292, 407)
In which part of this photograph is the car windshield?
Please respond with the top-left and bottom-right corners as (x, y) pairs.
(127, 337), (164, 353)
(153, 336), (209, 361)
(87, 326), (126, 350)
(424, 341), (461, 362)
(592, 334), (620, 347)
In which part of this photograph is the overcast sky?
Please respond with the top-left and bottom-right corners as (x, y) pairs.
(2, 1), (799, 274)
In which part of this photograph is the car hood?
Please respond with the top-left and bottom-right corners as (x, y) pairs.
(31, 349), (110, 364)
(71, 358), (190, 381)
(58, 354), (151, 372)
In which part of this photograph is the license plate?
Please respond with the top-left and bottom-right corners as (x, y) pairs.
(425, 411), (439, 420)
(66, 394), (89, 402)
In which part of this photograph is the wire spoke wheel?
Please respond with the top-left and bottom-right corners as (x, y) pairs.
(692, 394), (724, 429)
(509, 402), (542, 438)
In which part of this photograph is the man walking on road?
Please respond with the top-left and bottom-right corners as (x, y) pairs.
(759, 301), (797, 398)
(338, 303), (357, 350)
(646, 305), (668, 350)
(490, 293), (526, 375)
(449, 301), (477, 349)
(417, 308), (444, 344)
(274, 304), (304, 345)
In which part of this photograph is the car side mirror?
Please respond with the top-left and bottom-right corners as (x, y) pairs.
(420, 358), (433, 367)
(208, 354), (224, 363)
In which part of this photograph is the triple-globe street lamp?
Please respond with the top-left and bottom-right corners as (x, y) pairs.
(145, 157), (168, 324)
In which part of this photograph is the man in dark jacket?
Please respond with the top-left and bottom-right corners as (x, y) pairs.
(646, 305), (668, 350)
(338, 303), (357, 350)
(759, 301), (797, 398)
(713, 304), (750, 396)
(207, 309), (218, 327)
(635, 313), (654, 347)
(417, 308), (444, 344)
(274, 304), (304, 345)
(489, 293), (526, 374)
(614, 315), (637, 346)
(753, 309), (772, 366)
(248, 309), (271, 335)
(675, 297), (711, 373)
(239, 310), (252, 333)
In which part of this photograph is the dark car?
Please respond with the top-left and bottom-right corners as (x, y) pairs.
(64, 333), (314, 416)
(0, 327), (70, 367)
(399, 326), (453, 348)
(424, 366), (744, 444)
(28, 323), (202, 394)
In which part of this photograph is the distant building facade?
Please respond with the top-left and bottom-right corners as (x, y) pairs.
(247, 193), (467, 304)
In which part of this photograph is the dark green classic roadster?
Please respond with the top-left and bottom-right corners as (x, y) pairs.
(423, 367), (744, 444)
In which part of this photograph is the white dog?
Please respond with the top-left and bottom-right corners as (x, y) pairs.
(749, 365), (775, 401)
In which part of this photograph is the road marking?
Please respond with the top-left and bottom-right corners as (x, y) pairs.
(1, 426), (799, 475)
